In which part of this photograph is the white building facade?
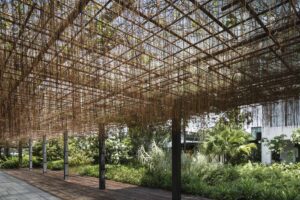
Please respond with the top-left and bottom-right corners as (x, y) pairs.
(259, 98), (300, 164)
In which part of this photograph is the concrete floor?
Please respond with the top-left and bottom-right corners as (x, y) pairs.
(0, 171), (59, 200)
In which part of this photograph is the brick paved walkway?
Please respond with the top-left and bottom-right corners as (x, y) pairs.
(3, 169), (210, 200)
(0, 171), (59, 200)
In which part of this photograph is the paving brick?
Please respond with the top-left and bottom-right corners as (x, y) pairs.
(2, 169), (212, 200)
(0, 171), (60, 200)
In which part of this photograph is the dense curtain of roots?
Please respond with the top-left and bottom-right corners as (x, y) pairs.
(0, 0), (300, 142)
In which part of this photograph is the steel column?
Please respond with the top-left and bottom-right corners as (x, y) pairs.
(172, 106), (182, 200)
(64, 131), (69, 180)
(4, 147), (9, 157)
(29, 138), (33, 170)
(99, 124), (106, 190)
(183, 119), (187, 152)
(18, 141), (23, 168)
(42, 135), (47, 174)
(4, 141), (9, 157)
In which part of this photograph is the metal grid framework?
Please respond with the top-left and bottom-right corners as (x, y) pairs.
(0, 0), (300, 140)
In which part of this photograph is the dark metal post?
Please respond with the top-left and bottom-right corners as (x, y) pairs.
(183, 119), (187, 152)
(99, 124), (106, 190)
(29, 138), (33, 170)
(18, 140), (23, 168)
(42, 135), (47, 174)
(5, 147), (10, 157)
(172, 105), (182, 200)
(4, 141), (9, 157)
(63, 131), (69, 180)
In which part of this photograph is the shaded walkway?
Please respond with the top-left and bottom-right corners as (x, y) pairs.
(0, 171), (59, 200)
(3, 169), (210, 200)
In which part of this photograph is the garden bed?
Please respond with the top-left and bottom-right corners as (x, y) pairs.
(73, 162), (300, 200)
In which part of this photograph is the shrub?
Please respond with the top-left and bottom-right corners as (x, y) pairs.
(201, 127), (256, 164)
(135, 143), (300, 200)
(45, 154), (93, 171)
(106, 136), (133, 164)
(0, 155), (43, 169)
(0, 157), (19, 169)
(74, 161), (300, 200)
(69, 154), (93, 166)
(32, 156), (43, 168)
(78, 165), (98, 177)
(106, 165), (146, 185)
(138, 141), (167, 170)
(264, 134), (289, 160)
(291, 129), (300, 145)
(78, 164), (146, 185)
(48, 160), (64, 170)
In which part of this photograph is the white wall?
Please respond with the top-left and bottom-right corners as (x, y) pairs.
(262, 126), (299, 140)
(261, 126), (299, 164)
(261, 142), (272, 164)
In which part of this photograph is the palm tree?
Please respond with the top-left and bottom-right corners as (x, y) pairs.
(202, 126), (256, 164)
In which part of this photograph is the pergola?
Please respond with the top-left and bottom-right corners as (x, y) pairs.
(0, 0), (300, 199)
